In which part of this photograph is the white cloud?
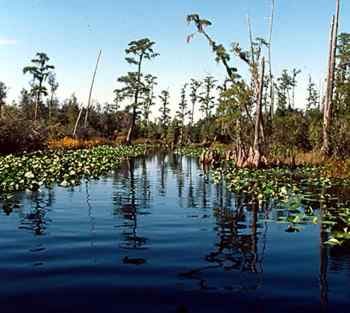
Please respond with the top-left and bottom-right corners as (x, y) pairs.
(0, 38), (17, 46)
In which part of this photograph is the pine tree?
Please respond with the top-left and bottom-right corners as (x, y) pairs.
(114, 39), (159, 144)
(199, 75), (217, 119)
(276, 70), (293, 112)
(23, 52), (55, 121)
(189, 79), (201, 126)
(159, 90), (171, 132)
(291, 68), (301, 108)
(142, 74), (158, 124)
(306, 75), (319, 110)
(176, 84), (190, 145)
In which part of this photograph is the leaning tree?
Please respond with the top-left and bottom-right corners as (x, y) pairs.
(322, 0), (340, 156)
(187, 14), (268, 167)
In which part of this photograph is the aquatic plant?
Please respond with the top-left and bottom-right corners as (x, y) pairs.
(0, 145), (147, 195)
(323, 206), (350, 246)
(175, 146), (204, 158)
(211, 165), (350, 246)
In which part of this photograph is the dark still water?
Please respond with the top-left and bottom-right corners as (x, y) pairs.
(1, 154), (349, 313)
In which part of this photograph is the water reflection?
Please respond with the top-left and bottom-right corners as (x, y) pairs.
(1, 153), (350, 310)
(15, 190), (53, 236)
(112, 158), (150, 249)
(179, 197), (265, 292)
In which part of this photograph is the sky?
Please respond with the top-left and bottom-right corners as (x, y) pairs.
(0, 0), (350, 118)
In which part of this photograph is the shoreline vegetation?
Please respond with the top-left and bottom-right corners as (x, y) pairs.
(0, 145), (149, 194)
(1, 143), (350, 248)
(0, 1), (349, 169)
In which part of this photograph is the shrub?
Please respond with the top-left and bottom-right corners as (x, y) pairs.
(0, 119), (47, 154)
(48, 136), (108, 150)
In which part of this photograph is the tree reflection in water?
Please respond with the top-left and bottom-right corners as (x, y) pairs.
(113, 157), (150, 250)
(3, 153), (350, 306)
(17, 190), (53, 236)
(179, 194), (266, 292)
(157, 153), (168, 197)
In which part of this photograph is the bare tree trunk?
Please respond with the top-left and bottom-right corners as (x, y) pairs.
(34, 85), (41, 122)
(236, 118), (248, 167)
(126, 105), (137, 145)
(84, 50), (102, 128)
(49, 93), (54, 125)
(252, 57), (266, 168)
(268, 0), (275, 118)
(247, 16), (266, 144)
(126, 54), (143, 145)
(73, 105), (84, 137)
(322, 0), (340, 156)
(247, 15), (255, 67)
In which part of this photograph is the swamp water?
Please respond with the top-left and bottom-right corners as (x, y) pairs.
(0, 153), (349, 313)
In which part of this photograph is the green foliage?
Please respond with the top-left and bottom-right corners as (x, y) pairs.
(306, 75), (320, 110)
(332, 114), (350, 155)
(159, 90), (171, 131)
(175, 146), (204, 157)
(271, 109), (311, 155)
(187, 14), (238, 81)
(216, 80), (252, 142)
(189, 79), (202, 126)
(334, 33), (350, 115)
(0, 119), (47, 154)
(166, 118), (180, 146)
(0, 81), (8, 119)
(176, 84), (189, 125)
(23, 52), (55, 120)
(199, 76), (217, 119)
(275, 70), (291, 111)
(323, 206), (350, 246)
(142, 74), (158, 123)
(125, 38), (159, 61)
(115, 38), (159, 144)
(0, 145), (147, 194)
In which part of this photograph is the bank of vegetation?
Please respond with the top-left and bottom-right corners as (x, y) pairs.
(0, 0), (348, 170)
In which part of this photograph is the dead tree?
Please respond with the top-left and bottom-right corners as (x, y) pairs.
(322, 0), (340, 156)
(187, 14), (267, 168)
(268, 0), (275, 118)
(84, 50), (102, 128)
(251, 57), (266, 167)
(73, 50), (102, 137)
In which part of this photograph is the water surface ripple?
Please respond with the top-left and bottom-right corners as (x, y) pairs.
(0, 153), (349, 313)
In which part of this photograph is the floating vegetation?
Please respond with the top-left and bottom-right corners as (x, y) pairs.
(176, 146), (350, 246)
(323, 207), (350, 246)
(212, 166), (320, 200)
(175, 146), (205, 158)
(210, 165), (350, 246)
(0, 145), (148, 195)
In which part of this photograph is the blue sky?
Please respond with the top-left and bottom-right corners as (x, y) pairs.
(1, 0), (349, 116)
